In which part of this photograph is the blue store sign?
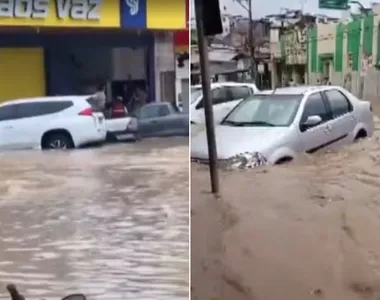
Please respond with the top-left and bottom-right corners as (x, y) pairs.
(121, 0), (147, 28)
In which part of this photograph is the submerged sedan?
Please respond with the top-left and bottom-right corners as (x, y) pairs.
(191, 85), (374, 168)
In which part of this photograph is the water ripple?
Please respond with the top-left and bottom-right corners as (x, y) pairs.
(0, 138), (189, 300)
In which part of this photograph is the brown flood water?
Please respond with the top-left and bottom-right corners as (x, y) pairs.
(191, 113), (380, 300)
(0, 138), (189, 300)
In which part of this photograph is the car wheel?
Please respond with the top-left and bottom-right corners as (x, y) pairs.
(354, 129), (367, 142)
(106, 132), (118, 142)
(42, 133), (74, 150)
(275, 156), (293, 165)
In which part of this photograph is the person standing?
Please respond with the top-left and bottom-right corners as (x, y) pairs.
(94, 83), (106, 111)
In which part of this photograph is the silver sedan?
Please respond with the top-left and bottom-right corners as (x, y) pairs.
(191, 85), (374, 168)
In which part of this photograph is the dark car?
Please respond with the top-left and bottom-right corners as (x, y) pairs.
(134, 102), (189, 138)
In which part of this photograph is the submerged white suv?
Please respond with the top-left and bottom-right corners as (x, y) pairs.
(190, 82), (259, 124)
(0, 96), (107, 150)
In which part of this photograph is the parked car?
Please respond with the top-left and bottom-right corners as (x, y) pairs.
(191, 85), (374, 168)
(190, 82), (259, 125)
(134, 102), (189, 138)
(0, 96), (107, 150)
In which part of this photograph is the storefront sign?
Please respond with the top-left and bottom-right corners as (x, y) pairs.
(121, 0), (146, 28)
(0, 0), (120, 27)
(319, 0), (348, 9)
(120, 0), (187, 29)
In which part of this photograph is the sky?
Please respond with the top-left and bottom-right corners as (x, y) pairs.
(190, 0), (374, 19)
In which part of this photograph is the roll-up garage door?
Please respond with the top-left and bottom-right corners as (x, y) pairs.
(0, 48), (45, 102)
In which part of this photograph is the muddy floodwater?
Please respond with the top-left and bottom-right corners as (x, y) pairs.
(192, 116), (380, 300)
(0, 138), (189, 300)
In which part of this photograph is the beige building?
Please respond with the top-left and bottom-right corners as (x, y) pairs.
(270, 5), (380, 102)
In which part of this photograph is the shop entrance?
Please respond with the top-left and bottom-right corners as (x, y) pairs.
(0, 31), (155, 107)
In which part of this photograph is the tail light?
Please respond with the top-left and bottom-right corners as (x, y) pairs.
(78, 107), (93, 116)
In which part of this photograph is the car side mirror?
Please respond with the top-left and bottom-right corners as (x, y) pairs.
(300, 115), (322, 131)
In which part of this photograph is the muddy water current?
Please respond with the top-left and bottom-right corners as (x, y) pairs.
(191, 116), (380, 300)
(0, 138), (189, 300)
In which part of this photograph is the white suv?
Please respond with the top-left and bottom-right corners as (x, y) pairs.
(190, 82), (259, 125)
(0, 96), (107, 150)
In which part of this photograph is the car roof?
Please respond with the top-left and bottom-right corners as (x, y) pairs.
(141, 102), (168, 107)
(1, 95), (92, 105)
(258, 85), (340, 95)
(192, 82), (257, 89)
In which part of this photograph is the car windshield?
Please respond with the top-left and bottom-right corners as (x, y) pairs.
(191, 87), (202, 104)
(222, 94), (303, 127)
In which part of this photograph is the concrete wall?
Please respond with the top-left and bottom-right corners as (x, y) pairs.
(270, 28), (281, 59)
(154, 32), (176, 102)
(175, 60), (189, 112)
(308, 22), (337, 85)
(317, 23), (336, 55)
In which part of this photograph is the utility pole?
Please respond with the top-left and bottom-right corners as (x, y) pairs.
(248, 0), (256, 82)
(194, 0), (220, 195)
(234, 0), (256, 82)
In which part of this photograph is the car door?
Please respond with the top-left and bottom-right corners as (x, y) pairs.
(161, 103), (187, 136)
(322, 89), (356, 146)
(0, 104), (19, 149)
(297, 92), (334, 153)
(154, 104), (176, 136)
(9, 101), (75, 149)
(9, 102), (49, 148)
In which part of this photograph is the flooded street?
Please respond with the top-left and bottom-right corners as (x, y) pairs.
(0, 138), (189, 300)
(192, 114), (380, 300)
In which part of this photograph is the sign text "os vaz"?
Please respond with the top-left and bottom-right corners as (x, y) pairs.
(0, 0), (103, 20)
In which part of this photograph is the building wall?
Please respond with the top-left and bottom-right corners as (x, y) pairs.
(176, 61), (189, 112)
(154, 32), (176, 102)
(306, 14), (380, 101)
(270, 28), (281, 58)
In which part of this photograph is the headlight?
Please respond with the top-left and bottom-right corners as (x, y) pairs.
(227, 152), (267, 169)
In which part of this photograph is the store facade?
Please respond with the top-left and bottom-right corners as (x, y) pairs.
(120, 0), (188, 105)
(0, 0), (156, 108)
(174, 29), (189, 112)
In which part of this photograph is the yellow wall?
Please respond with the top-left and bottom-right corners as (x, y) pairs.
(0, 48), (45, 102)
(147, 0), (186, 29)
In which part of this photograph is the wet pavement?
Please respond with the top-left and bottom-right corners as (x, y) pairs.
(0, 138), (189, 300)
(191, 113), (380, 300)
